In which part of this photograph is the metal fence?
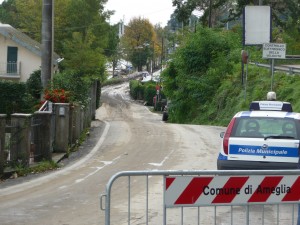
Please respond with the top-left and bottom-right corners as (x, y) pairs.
(100, 170), (300, 225)
(250, 62), (300, 75)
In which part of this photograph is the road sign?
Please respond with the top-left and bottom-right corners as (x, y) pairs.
(243, 6), (271, 46)
(165, 175), (300, 207)
(263, 43), (286, 59)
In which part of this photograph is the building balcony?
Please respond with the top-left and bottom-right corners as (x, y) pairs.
(0, 62), (21, 79)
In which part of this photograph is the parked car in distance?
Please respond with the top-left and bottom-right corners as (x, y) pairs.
(217, 93), (300, 170)
(141, 71), (152, 83)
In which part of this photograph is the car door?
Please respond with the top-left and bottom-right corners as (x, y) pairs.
(228, 138), (299, 163)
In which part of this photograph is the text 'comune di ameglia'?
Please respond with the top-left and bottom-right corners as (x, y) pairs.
(203, 184), (291, 196)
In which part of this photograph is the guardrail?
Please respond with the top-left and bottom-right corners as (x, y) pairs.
(250, 62), (300, 74)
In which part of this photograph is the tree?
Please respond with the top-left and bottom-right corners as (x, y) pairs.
(60, 0), (110, 77)
(62, 31), (106, 78)
(0, 0), (109, 68)
(153, 25), (165, 70)
(58, 0), (110, 56)
(172, 0), (236, 28)
(0, 0), (45, 40)
(0, 0), (110, 80)
(167, 12), (182, 31)
(172, 0), (300, 30)
(161, 27), (241, 123)
(121, 17), (157, 71)
(105, 24), (120, 76)
(0, 0), (18, 26)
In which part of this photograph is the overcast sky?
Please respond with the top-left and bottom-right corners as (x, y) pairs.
(105, 0), (175, 26)
(0, 0), (175, 26)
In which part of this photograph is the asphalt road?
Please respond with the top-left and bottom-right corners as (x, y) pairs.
(3, 82), (293, 225)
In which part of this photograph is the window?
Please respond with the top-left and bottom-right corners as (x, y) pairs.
(232, 117), (298, 139)
(7, 46), (18, 74)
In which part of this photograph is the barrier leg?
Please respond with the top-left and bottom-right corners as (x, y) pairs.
(297, 204), (300, 225)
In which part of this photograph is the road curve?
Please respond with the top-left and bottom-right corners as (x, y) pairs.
(0, 82), (224, 225)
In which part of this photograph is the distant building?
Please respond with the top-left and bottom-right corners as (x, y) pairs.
(118, 21), (124, 38)
(0, 23), (60, 82)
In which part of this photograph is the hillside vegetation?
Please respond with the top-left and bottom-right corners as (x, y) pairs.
(161, 27), (300, 126)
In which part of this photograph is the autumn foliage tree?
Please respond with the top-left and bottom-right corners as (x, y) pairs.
(121, 17), (160, 71)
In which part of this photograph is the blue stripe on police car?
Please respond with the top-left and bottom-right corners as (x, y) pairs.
(229, 144), (298, 157)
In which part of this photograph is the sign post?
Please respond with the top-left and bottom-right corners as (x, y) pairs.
(262, 43), (286, 91)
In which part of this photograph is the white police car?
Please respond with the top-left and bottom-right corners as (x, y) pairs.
(217, 93), (300, 170)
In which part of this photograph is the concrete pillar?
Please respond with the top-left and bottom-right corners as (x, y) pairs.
(54, 103), (70, 153)
(80, 107), (84, 132)
(34, 111), (53, 161)
(91, 81), (97, 120)
(72, 105), (81, 142)
(87, 101), (92, 127)
(69, 105), (73, 146)
(84, 106), (91, 129)
(10, 113), (32, 166)
(0, 114), (6, 175)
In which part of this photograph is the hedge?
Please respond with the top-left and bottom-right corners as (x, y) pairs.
(0, 80), (36, 116)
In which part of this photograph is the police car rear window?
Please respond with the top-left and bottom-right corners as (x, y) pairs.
(232, 117), (298, 139)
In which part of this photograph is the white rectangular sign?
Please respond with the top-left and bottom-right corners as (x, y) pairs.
(263, 43), (286, 59)
(244, 6), (271, 45)
(165, 175), (300, 207)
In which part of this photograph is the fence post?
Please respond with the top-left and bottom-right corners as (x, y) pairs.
(0, 114), (6, 175)
(92, 80), (97, 120)
(80, 107), (84, 133)
(69, 105), (74, 146)
(53, 103), (70, 153)
(10, 113), (32, 166)
(72, 104), (81, 142)
(34, 111), (53, 161)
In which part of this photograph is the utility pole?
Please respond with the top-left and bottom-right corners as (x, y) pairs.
(161, 37), (164, 73)
(41, 0), (54, 90)
(208, 0), (212, 28)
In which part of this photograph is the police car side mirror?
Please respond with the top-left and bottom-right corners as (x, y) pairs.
(220, 132), (225, 138)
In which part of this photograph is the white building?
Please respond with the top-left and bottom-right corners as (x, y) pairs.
(0, 23), (59, 82)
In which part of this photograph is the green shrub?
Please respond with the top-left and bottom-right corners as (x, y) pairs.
(144, 83), (156, 105)
(129, 80), (145, 100)
(26, 70), (42, 99)
(50, 71), (91, 106)
(11, 160), (58, 177)
(129, 80), (166, 108)
(102, 77), (124, 86)
(161, 27), (241, 123)
(0, 81), (36, 116)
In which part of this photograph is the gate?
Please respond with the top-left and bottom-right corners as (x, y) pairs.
(100, 170), (300, 225)
(4, 115), (48, 166)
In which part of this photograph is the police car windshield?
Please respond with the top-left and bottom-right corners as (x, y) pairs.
(232, 117), (298, 139)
